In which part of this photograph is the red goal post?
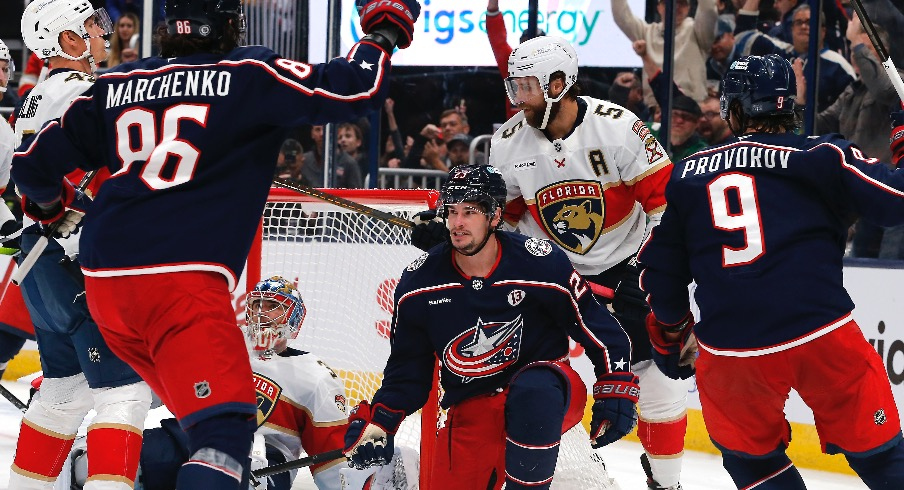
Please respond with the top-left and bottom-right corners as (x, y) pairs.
(245, 187), (440, 488)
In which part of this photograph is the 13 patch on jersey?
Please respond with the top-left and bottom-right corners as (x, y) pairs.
(535, 180), (605, 254)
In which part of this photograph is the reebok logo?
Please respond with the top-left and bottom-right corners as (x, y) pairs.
(429, 298), (451, 305)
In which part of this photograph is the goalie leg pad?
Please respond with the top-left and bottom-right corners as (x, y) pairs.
(721, 450), (806, 490)
(846, 437), (904, 489)
(84, 381), (152, 488)
(176, 413), (256, 490)
(504, 367), (566, 489)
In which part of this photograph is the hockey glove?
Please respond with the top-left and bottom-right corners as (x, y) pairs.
(21, 180), (91, 239)
(0, 202), (21, 252)
(646, 312), (696, 380)
(356, 0), (421, 49)
(590, 372), (639, 447)
(411, 209), (448, 252)
(612, 257), (647, 311)
(891, 109), (904, 168)
(343, 401), (405, 470)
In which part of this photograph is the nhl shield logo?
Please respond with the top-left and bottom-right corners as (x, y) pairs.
(194, 381), (211, 399)
(253, 373), (282, 427)
(535, 180), (605, 255)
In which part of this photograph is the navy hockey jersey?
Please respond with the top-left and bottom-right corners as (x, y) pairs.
(12, 42), (390, 290)
(638, 132), (904, 354)
(373, 231), (632, 414)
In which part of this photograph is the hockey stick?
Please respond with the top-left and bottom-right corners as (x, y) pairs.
(849, 0), (904, 102)
(12, 170), (99, 286)
(249, 448), (344, 487)
(272, 178), (415, 230)
(0, 383), (27, 412)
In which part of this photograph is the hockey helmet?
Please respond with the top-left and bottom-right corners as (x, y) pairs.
(438, 164), (507, 220)
(21, 0), (113, 61)
(505, 35), (578, 106)
(245, 276), (306, 354)
(720, 54), (796, 120)
(165, 0), (245, 40)
(0, 39), (13, 93)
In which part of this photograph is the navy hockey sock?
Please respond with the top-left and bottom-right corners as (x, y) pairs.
(846, 437), (904, 489)
(504, 368), (567, 489)
(176, 413), (255, 490)
(721, 451), (806, 489)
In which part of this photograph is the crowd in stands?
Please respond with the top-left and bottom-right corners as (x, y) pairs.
(4, 0), (904, 258)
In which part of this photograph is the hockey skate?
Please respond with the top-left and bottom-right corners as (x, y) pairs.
(640, 453), (683, 490)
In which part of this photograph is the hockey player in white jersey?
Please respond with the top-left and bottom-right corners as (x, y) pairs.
(0, 38), (16, 240)
(490, 36), (692, 490)
(8, 2), (153, 489)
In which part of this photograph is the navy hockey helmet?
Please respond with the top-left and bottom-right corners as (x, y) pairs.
(165, 0), (244, 40)
(438, 164), (507, 220)
(720, 54), (796, 120)
(245, 276), (305, 353)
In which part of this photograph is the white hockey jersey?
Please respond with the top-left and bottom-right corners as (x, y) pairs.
(490, 97), (672, 277)
(252, 348), (349, 489)
(0, 118), (13, 191)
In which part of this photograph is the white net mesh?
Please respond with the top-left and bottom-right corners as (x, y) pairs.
(256, 189), (619, 490)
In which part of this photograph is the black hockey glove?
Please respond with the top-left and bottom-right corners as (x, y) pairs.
(590, 372), (639, 447)
(891, 109), (904, 168)
(0, 218), (22, 252)
(411, 209), (448, 252)
(343, 401), (405, 470)
(612, 256), (648, 312)
(356, 0), (421, 49)
(646, 312), (696, 380)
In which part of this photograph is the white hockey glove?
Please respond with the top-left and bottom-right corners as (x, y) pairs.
(343, 401), (405, 470)
(339, 446), (419, 489)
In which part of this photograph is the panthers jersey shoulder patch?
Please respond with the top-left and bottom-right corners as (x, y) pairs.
(525, 237), (553, 257)
(407, 253), (429, 271)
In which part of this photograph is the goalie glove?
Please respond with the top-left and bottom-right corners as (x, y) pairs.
(646, 312), (696, 380)
(590, 372), (639, 447)
(410, 209), (448, 251)
(343, 401), (405, 470)
(356, 0), (421, 50)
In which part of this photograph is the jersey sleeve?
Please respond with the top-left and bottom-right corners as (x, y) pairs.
(636, 182), (694, 326)
(616, 117), (672, 218)
(12, 92), (107, 204)
(547, 249), (633, 376)
(371, 272), (437, 416)
(254, 41), (391, 128)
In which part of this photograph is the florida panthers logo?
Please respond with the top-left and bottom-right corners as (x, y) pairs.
(253, 373), (282, 427)
(536, 180), (605, 254)
(443, 316), (524, 382)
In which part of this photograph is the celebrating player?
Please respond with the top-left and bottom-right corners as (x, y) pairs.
(492, 36), (689, 490)
(10, 0), (421, 488)
(10, 2), (154, 489)
(344, 164), (638, 489)
(639, 54), (904, 489)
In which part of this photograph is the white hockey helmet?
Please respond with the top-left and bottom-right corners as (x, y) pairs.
(245, 276), (306, 356)
(21, 0), (113, 62)
(0, 39), (13, 94)
(505, 35), (578, 106)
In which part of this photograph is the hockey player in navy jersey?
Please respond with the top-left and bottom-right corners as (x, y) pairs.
(11, 0), (420, 488)
(344, 164), (639, 489)
(639, 54), (904, 489)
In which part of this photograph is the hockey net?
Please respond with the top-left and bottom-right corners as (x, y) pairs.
(246, 188), (619, 490)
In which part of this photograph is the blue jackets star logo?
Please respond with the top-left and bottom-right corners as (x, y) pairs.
(443, 315), (524, 382)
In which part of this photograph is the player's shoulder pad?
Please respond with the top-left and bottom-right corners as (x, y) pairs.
(492, 111), (528, 144)
(500, 231), (565, 263)
(225, 45), (279, 64)
(584, 96), (634, 125)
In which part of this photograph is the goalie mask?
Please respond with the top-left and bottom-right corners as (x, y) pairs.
(21, 0), (113, 71)
(245, 276), (306, 355)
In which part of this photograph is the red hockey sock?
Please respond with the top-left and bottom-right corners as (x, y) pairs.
(12, 420), (76, 479)
(637, 415), (688, 456)
(86, 425), (144, 484)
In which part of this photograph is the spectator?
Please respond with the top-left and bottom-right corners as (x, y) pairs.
(608, 71), (650, 120)
(697, 96), (735, 146)
(444, 133), (473, 169)
(302, 125), (362, 189)
(275, 138), (307, 185)
(105, 12), (140, 68)
(402, 119), (447, 170)
(438, 108), (470, 138)
(337, 122), (368, 179)
(706, 19), (736, 97)
(381, 97), (405, 168)
(105, 0), (143, 23)
(611, 0), (718, 104)
(734, 0), (854, 112)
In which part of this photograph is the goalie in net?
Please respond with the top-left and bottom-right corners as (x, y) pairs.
(343, 164), (639, 489)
